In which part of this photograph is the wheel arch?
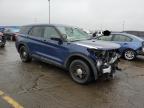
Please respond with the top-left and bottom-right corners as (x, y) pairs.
(64, 54), (98, 80)
(123, 48), (137, 55)
(17, 42), (29, 53)
(123, 48), (137, 60)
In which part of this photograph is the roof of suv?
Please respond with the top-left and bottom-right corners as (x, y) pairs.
(23, 24), (72, 27)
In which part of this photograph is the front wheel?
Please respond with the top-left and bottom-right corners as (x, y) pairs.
(19, 46), (32, 62)
(69, 59), (92, 84)
(1, 44), (5, 48)
(124, 49), (136, 61)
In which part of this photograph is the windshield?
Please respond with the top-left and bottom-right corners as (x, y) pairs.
(56, 26), (90, 41)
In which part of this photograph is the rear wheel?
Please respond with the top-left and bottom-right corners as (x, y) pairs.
(69, 59), (92, 84)
(124, 49), (136, 60)
(19, 46), (32, 62)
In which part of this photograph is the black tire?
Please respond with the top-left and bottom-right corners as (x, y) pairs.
(1, 44), (5, 48)
(19, 46), (32, 62)
(123, 49), (136, 61)
(69, 59), (92, 84)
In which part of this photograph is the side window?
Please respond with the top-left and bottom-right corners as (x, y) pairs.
(20, 26), (31, 34)
(98, 35), (112, 41)
(113, 35), (132, 42)
(29, 27), (44, 38)
(44, 27), (60, 39)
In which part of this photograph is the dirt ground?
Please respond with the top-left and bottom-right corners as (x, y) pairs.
(0, 41), (144, 108)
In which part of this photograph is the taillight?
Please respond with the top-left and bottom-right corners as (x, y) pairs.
(15, 33), (19, 41)
(142, 42), (144, 52)
(0, 32), (3, 36)
(142, 42), (144, 46)
(15, 33), (19, 37)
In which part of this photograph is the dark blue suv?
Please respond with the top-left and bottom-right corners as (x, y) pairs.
(16, 24), (120, 84)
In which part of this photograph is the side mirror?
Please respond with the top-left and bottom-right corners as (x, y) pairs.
(62, 34), (68, 40)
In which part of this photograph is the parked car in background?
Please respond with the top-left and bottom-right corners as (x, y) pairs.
(96, 31), (103, 37)
(96, 32), (144, 60)
(16, 24), (121, 84)
(0, 28), (6, 47)
(92, 31), (103, 38)
(4, 28), (20, 41)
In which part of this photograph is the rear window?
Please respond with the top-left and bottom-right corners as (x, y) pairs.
(20, 26), (31, 34)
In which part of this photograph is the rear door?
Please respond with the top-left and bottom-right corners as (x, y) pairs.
(27, 26), (45, 57)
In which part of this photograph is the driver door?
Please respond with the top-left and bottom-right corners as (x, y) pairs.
(40, 26), (68, 65)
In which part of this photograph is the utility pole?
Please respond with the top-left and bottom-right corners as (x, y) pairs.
(48, 0), (51, 24)
(123, 21), (125, 32)
(34, 17), (38, 23)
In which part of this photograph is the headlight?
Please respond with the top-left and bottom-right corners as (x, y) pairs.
(97, 60), (103, 67)
(96, 60), (103, 71)
(142, 42), (144, 52)
(87, 49), (106, 58)
(94, 50), (106, 58)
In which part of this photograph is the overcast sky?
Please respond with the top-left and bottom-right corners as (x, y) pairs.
(0, 0), (144, 31)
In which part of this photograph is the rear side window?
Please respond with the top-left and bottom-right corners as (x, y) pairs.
(20, 26), (31, 34)
(98, 35), (112, 41)
(113, 35), (132, 42)
(29, 26), (44, 37)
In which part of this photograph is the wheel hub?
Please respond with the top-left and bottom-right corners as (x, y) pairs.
(76, 68), (83, 78)
(23, 51), (27, 57)
(125, 51), (134, 59)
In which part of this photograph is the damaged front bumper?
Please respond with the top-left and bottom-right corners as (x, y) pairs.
(102, 65), (112, 74)
(95, 50), (121, 79)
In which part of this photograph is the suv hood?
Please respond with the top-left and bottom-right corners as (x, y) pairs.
(74, 40), (120, 50)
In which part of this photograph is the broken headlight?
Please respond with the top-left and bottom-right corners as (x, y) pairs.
(94, 50), (107, 58)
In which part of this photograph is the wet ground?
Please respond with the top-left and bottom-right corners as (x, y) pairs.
(0, 42), (144, 108)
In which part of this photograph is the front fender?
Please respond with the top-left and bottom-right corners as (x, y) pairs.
(64, 53), (98, 80)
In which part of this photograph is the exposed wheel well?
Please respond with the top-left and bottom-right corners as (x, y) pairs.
(123, 48), (137, 55)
